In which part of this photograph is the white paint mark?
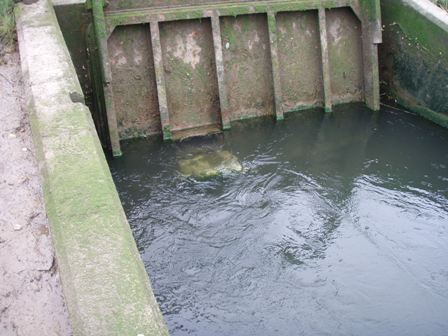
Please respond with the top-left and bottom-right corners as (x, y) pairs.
(117, 56), (127, 66)
(248, 31), (260, 50)
(134, 48), (143, 65)
(111, 43), (128, 66)
(172, 33), (202, 69)
(328, 17), (343, 44)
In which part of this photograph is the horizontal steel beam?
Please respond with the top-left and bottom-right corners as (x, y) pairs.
(105, 0), (355, 36)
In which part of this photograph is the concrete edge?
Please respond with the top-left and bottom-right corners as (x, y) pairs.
(404, 0), (448, 32)
(380, 0), (448, 127)
(392, 84), (448, 128)
(15, 1), (169, 335)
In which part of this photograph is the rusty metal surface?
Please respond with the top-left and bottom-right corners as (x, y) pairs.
(160, 19), (221, 132)
(327, 7), (364, 104)
(106, 0), (257, 11)
(90, 0), (381, 147)
(277, 10), (324, 112)
(221, 14), (275, 121)
(108, 25), (161, 140)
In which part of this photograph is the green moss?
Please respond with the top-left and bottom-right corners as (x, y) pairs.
(162, 125), (172, 140)
(382, 0), (448, 64)
(221, 21), (237, 47)
(394, 91), (448, 128)
(284, 103), (323, 114)
(0, 0), (15, 54)
(360, 0), (381, 21)
(380, 0), (448, 126)
(18, 1), (169, 333)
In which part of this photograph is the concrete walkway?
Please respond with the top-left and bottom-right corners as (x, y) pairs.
(15, 1), (169, 334)
(0, 51), (72, 336)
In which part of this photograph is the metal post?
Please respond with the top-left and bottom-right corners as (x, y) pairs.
(318, 8), (333, 113)
(268, 11), (284, 121)
(150, 21), (172, 141)
(92, 0), (122, 156)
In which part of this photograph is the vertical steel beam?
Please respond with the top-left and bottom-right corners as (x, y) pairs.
(318, 8), (333, 113)
(150, 21), (172, 141)
(92, 0), (122, 156)
(267, 11), (284, 121)
(359, 0), (381, 111)
(362, 28), (380, 111)
(211, 14), (231, 130)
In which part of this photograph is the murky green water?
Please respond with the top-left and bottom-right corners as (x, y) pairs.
(109, 104), (448, 336)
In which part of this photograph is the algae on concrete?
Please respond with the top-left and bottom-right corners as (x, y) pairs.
(16, 1), (169, 335)
(380, 0), (448, 128)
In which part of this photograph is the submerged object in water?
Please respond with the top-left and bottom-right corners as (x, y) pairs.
(178, 150), (242, 178)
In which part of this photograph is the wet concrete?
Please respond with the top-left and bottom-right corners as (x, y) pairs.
(110, 104), (448, 336)
(380, 0), (448, 128)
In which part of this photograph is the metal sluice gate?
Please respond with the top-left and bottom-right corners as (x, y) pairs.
(90, 0), (382, 156)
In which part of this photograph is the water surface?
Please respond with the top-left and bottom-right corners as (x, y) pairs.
(109, 104), (448, 336)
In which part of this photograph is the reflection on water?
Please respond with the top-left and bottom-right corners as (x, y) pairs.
(109, 104), (448, 336)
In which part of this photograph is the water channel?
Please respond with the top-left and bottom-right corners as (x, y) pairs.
(109, 104), (448, 336)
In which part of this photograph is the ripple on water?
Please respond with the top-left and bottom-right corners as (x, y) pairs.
(110, 104), (448, 336)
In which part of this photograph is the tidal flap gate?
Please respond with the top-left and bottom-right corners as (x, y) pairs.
(91, 0), (382, 156)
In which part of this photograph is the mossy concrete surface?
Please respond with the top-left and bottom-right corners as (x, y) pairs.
(380, 0), (448, 127)
(15, 1), (169, 335)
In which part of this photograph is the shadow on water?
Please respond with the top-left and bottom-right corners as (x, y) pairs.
(109, 104), (448, 336)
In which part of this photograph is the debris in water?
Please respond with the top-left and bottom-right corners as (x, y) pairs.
(178, 150), (242, 178)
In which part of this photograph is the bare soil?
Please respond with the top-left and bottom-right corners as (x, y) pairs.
(0, 51), (72, 336)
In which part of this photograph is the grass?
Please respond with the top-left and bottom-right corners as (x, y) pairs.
(0, 0), (15, 52)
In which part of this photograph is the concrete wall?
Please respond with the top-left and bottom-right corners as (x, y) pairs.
(54, 1), (91, 102)
(54, 1), (111, 148)
(16, 1), (169, 335)
(380, 0), (448, 127)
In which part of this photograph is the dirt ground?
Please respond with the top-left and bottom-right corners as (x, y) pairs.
(0, 51), (72, 335)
